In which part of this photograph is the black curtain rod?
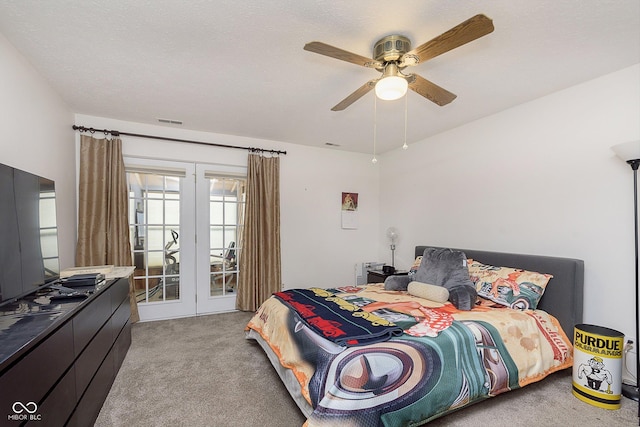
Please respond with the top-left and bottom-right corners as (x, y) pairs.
(72, 125), (287, 155)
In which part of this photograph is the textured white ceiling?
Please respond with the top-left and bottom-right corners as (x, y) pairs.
(0, 0), (638, 153)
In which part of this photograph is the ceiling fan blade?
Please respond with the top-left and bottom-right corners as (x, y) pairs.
(331, 80), (376, 111)
(406, 14), (494, 64)
(304, 41), (380, 68)
(408, 74), (457, 106)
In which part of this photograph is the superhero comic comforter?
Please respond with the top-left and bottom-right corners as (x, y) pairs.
(245, 284), (573, 427)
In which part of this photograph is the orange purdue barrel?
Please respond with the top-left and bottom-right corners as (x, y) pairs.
(572, 324), (624, 409)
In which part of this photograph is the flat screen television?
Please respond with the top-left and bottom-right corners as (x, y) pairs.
(0, 162), (60, 306)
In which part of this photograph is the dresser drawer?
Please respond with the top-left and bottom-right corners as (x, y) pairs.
(29, 365), (76, 426)
(68, 348), (115, 427)
(72, 286), (111, 355)
(110, 277), (129, 312)
(74, 316), (113, 398)
(0, 321), (74, 415)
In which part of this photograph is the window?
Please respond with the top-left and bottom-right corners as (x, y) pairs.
(207, 175), (245, 297)
(128, 172), (182, 304)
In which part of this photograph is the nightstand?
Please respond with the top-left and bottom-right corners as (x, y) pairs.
(367, 270), (409, 284)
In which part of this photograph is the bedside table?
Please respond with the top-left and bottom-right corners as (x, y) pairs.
(367, 270), (409, 284)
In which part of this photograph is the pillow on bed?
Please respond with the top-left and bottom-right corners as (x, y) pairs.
(408, 256), (422, 277)
(467, 259), (553, 310)
(416, 248), (477, 310)
(407, 281), (449, 303)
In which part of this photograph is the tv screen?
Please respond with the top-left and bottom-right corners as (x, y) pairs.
(0, 163), (60, 305)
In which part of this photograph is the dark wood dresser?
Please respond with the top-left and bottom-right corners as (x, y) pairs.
(0, 277), (131, 426)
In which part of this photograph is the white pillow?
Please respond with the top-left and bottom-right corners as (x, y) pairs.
(407, 281), (449, 303)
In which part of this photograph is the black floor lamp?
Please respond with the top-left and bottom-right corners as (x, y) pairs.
(612, 140), (640, 416)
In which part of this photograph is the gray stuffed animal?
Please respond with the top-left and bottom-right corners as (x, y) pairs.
(384, 247), (477, 310)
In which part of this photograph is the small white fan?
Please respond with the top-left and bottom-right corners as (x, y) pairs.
(386, 227), (399, 267)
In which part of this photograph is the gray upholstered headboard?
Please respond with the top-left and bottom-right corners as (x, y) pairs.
(415, 246), (584, 339)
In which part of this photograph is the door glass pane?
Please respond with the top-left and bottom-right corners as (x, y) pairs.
(128, 172), (182, 304)
(210, 200), (223, 223)
(165, 176), (180, 193)
(224, 203), (237, 223)
(165, 199), (180, 223)
(208, 177), (244, 297)
(210, 226), (223, 248)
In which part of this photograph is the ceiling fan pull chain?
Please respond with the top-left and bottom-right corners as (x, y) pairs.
(403, 93), (409, 150)
(372, 96), (378, 164)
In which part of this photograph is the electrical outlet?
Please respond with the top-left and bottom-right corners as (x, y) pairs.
(622, 348), (637, 383)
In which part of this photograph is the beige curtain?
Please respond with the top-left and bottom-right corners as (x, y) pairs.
(236, 153), (281, 311)
(76, 135), (139, 322)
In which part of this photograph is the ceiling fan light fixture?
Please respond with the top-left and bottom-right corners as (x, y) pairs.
(305, 14), (494, 111)
(375, 75), (408, 100)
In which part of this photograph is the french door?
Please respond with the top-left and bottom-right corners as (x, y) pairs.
(126, 158), (245, 321)
(195, 164), (245, 314)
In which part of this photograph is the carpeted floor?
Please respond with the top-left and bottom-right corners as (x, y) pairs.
(95, 311), (638, 427)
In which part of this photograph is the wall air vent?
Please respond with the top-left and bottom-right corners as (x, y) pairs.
(157, 118), (183, 125)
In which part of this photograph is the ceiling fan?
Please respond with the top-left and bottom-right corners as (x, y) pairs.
(304, 14), (494, 111)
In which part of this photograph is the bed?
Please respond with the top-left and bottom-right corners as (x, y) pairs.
(245, 246), (584, 426)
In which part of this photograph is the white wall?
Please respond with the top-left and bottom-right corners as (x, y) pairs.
(280, 144), (380, 289)
(379, 64), (640, 378)
(75, 115), (380, 290)
(0, 33), (75, 270)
